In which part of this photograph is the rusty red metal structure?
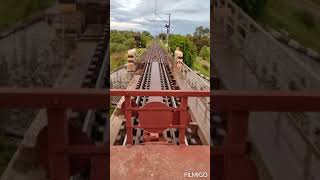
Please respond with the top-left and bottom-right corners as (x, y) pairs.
(112, 89), (206, 145)
(1, 88), (320, 179)
(212, 91), (320, 180)
(0, 88), (209, 180)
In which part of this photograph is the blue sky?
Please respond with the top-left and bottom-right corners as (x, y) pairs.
(111, 0), (210, 35)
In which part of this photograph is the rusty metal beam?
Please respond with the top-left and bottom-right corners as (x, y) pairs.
(0, 88), (107, 109)
(47, 108), (70, 180)
(213, 91), (320, 112)
(2, 88), (320, 180)
(0, 88), (209, 109)
(53, 145), (108, 155)
(2, 88), (320, 111)
(91, 156), (109, 180)
(225, 111), (249, 155)
(111, 89), (210, 97)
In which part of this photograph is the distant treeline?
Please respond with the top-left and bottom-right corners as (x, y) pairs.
(159, 26), (210, 67)
(110, 30), (153, 71)
(110, 30), (153, 54)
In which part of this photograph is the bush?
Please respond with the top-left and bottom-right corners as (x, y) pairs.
(296, 10), (315, 28)
(199, 46), (210, 60)
(191, 26), (210, 53)
(110, 43), (127, 53)
(158, 33), (167, 40)
(169, 35), (197, 67)
(110, 30), (152, 71)
(110, 52), (127, 71)
(141, 34), (152, 48)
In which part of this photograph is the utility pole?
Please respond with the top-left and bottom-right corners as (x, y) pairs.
(155, 0), (170, 50)
(165, 13), (171, 51)
(154, 0), (158, 36)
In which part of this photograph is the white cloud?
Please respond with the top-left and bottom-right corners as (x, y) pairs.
(132, 17), (146, 23)
(111, 20), (146, 31)
(117, 0), (142, 11)
(111, 0), (210, 35)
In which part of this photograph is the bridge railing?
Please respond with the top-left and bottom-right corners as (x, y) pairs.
(214, 0), (320, 179)
(178, 62), (211, 143)
(214, 0), (320, 89)
(0, 88), (209, 180)
(0, 88), (108, 180)
(213, 91), (320, 180)
(180, 62), (210, 90)
(2, 89), (319, 179)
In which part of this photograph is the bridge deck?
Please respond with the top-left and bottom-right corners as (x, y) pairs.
(110, 145), (210, 180)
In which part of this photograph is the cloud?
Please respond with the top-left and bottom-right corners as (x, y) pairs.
(117, 0), (143, 11)
(111, 17), (146, 31)
(170, 19), (210, 35)
(132, 17), (147, 23)
(110, 0), (210, 35)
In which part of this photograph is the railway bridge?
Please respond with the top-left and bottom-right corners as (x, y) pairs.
(0, 0), (320, 180)
(213, 0), (320, 179)
(0, 35), (211, 179)
(108, 42), (211, 178)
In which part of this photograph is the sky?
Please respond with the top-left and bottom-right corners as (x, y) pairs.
(110, 0), (210, 36)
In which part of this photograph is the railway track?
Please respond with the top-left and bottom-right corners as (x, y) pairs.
(113, 42), (203, 146)
(69, 21), (109, 145)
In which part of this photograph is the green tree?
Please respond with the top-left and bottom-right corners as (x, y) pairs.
(191, 26), (210, 53)
(169, 35), (197, 67)
(142, 31), (152, 37)
(141, 34), (152, 48)
(158, 33), (167, 40)
(199, 46), (210, 61)
(110, 30), (152, 71)
(233, 0), (267, 18)
(194, 26), (210, 38)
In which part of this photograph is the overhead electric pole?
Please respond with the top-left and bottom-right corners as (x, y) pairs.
(165, 13), (171, 51)
(154, 0), (158, 36)
(154, 0), (171, 50)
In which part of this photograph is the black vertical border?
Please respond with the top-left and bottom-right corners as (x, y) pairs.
(106, 0), (111, 178)
(210, 0), (215, 179)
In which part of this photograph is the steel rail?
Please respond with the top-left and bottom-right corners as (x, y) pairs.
(156, 44), (181, 144)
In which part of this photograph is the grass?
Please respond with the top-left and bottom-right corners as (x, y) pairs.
(258, 0), (320, 52)
(0, 136), (16, 176)
(192, 57), (210, 77)
(110, 48), (147, 72)
(0, 0), (54, 31)
(109, 106), (115, 117)
(135, 48), (147, 62)
(110, 52), (127, 72)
